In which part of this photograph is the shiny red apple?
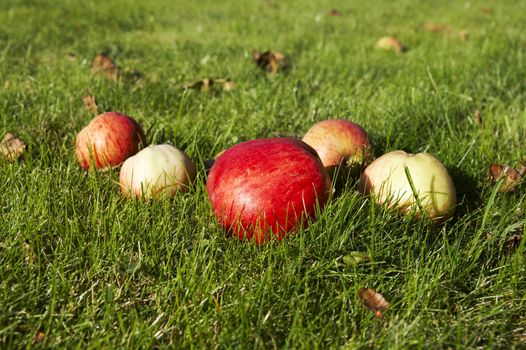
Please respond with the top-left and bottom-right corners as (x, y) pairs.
(302, 119), (371, 177)
(76, 112), (147, 170)
(206, 138), (331, 243)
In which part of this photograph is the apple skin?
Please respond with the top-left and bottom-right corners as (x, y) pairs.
(75, 112), (147, 170)
(206, 138), (331, 243)
(359, 150), (456, 222)
(120, 144), (196, 199)
(302, 119), (371, 175)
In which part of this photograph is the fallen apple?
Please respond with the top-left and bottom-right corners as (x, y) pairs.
(302, 119), (371, 176)
(206, 138), (331, 243)
(76, 112), (146, 170)
(120, 144), (196, 199)
(359, 150), (456, 222)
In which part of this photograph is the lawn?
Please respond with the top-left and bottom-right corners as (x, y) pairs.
(1, 0), (525, 348)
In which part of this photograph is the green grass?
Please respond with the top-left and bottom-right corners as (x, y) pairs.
(1, 0), (525, 348)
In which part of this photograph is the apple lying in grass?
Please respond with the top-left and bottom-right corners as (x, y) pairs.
(206, 138), (331, 243)
(302, 119), (371, 176)
(76, 112), (146, 170)
(359, 150), (456, 222)
(120, 144), (196, 199)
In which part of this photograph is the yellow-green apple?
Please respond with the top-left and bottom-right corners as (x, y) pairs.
(206, 138), (331, 243)
(76, 112), (146, 171)
(302, 119), (371, 176)
(120, 144), (196, 199)
(359, 150), (456, 222)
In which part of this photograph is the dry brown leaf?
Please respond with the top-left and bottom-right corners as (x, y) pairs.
(253, 50), (288, 74)
(0, 133), (26, 161)
(32, 330), (45, 344)
(82, 95), (98, 114)
(328, 9), (342, 17)
(481, 7), (492, 15)
(261, 0), (279, 9)
(374, 36), (406, 54)
(489, 163), (524, 192)
(358, 288), (390, 318)
(504, 234), (522, 253)
(91, 53), (119, 81)
(472, 110), (482, 127)
(458, 30), (469, 42)
(66, 52), (78, 61)
(424, 22), (450, 33)
(184, 78), (235, 92)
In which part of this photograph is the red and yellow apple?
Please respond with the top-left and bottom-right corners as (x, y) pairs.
(359, 150), (456, 222)
(76, 112), (146, 170)
(206, 138), (331, 243)
(302, 119), (371, 176)
(119, 144), (196, 199)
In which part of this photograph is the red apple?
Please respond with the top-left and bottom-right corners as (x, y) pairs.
(120, 144), (196, 199)
(302, 119), (371, 176)
(359, 150), (456, 222)
(75, 112), (147, 170)
(206, 138), (331, 243)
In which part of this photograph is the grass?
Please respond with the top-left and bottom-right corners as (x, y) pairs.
(1, 0), (525, 348)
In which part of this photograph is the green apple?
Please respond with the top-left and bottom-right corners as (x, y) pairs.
(119, 144), (196, 199)
(359, 150), (456, 222)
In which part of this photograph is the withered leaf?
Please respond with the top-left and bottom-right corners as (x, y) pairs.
(489, 163), (524, 192)
(472, 110), (482, 127)
(184, 78), (235, 92)
(458, 30), (469, 42)
(0, 133), (26, 161)
(504, 234), (522, 253)
(82, 94), (98, 114)
(91, 53), (119, 81)
(253, 50), (287, 74)
(342, 251), (371, 267)
(328, 9), (342, 17)
(374, 36), (406, 54)
(359, 288), (390, 318)
(261, 0), (279, 9)
(424, 22), (450, 33)
(481, 7), (492, 15)
(32, 330), (45, 344)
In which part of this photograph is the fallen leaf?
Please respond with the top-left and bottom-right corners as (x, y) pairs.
(328, 9), (342, 17)
(32, 330), (45, 344)
(184, 78), (235, 92)
(424, 22), (450, 33)
(374, 36), (406, 54)
(91, 53), (119, 81)
(342, 251), (371, 267)
(359, 288), (390, 318)
(0, 133), (26, 161)
(82, 95), (98, 114)
(472, 110), (482, 127)
(504, 234), (522, 253)
(253, 50), (288, 74)
(489, 163), (524, 192)
(261, 0), (279, 9)
(481, 7), (492, 15)
(458, 30), (469, 42)
(66, 52), (78, 61)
